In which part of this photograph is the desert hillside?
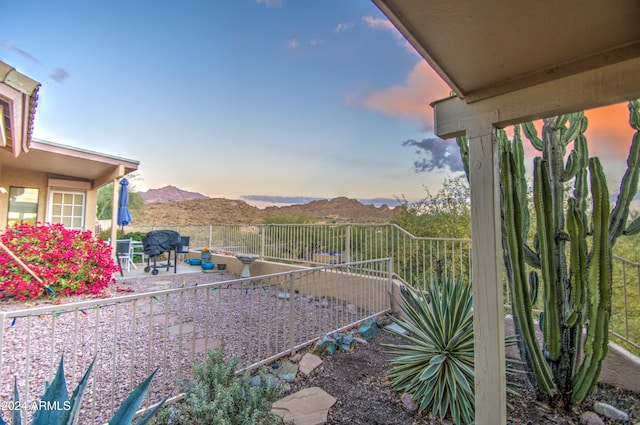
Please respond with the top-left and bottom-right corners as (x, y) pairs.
(133, 196), (396, 225)
(138, 185), (209, 203)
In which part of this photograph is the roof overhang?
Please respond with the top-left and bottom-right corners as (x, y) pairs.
(372, 0), (640, 135)
(371, 2), (640, 423)
(0, 138), (139, 188)
(0, 61), (40, 157)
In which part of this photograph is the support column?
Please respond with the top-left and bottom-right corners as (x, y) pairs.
(110, 177), (119, 259)
(467, 116), (506, 425)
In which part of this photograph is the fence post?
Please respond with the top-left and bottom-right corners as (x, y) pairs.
(387, 258), (394, 312)
(261, 225), (266, 258)
(344, 225), (351, 263)
(288, 271), (296, 355)
(0, 311), (4, 386)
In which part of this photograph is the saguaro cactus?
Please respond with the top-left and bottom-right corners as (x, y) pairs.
(456, 100), (640, 407)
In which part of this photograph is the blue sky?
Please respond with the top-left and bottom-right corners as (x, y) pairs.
(1, 1), (636, 208)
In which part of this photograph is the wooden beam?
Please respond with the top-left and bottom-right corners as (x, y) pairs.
(433, 56), (640, 139)
(466, 115), (506, 425)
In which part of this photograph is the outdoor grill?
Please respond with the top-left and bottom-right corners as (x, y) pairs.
(142, 230), (181, 275)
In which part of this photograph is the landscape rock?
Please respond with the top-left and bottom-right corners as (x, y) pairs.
(290, 353), (303, 363)
(299, 353), (323, 376)
(580, 411), (605, 425)
(249, 373), (280, 390)
(347, 304), (358, 315)
(332, 331), (356, 351)
(275, 360), (299, 382)
(271, 387), (337, 425)
(357, 319), (379, 340)
(313, 334), (336, 355)
(376, 315), (392, 326)
(400, 392), (418, 412)
(385, 322), (409, 335)
(593, 402), (629, 421)
(277, 292), (297, 300)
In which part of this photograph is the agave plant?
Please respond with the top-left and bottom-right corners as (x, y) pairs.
(384, 278), (475, 424)
(0, 356), (165, 425)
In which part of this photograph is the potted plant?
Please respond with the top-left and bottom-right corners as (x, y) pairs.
(201, 247), (211, 261)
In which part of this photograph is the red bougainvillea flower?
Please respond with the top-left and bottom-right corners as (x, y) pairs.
(0, 223), (119, 300)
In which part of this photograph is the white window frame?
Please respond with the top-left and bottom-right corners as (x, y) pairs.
(48, 190), (86, 230)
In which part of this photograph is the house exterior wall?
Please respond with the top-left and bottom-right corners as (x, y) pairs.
(0, 165), (98, 234)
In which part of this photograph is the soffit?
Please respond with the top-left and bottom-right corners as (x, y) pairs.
(0, 139), (139, 186)
(372, 0), (640, 104)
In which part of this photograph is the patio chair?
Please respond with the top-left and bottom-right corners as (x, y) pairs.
(176, 236), (190, 262)
(116, 238), (134, 276)
(130, 240), (146, 264)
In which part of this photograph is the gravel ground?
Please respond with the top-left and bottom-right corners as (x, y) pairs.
(0, 270), (370, 424)
(285, 329), (640, 425)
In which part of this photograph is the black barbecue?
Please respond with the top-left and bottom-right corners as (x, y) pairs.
(142, 230), (181, 275)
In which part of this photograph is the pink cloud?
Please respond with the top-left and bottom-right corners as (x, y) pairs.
(584, 103), (636, 159)
(347, 61), (450, 132)
(515, 103), (635, 162)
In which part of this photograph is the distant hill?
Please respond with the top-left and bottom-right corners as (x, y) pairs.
(138, 185), (209, 203)
(133, 196), (396, 225)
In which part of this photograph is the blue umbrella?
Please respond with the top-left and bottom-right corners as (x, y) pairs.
(117, 178), (132, 236)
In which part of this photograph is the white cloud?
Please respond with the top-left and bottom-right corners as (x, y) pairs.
(288, 39), (299, 48)
(361, 16), (418, 56)
(335, 22), (354, 33)
(362, 16), (394, 31)
(310, 39), (324, 46)
(256, 0), (282, 7)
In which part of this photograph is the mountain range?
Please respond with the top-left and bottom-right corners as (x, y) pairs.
(138, 186), (403, 208)
(134, 186), (398, 225)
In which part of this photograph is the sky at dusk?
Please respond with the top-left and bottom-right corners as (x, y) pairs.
(1, 1), (637, 207)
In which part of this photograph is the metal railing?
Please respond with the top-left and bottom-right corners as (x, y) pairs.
(611, 255), (640, 352)
(0, 259), (391, 424)
(127, 222), (639, 353)
(129, 223), (472, 288)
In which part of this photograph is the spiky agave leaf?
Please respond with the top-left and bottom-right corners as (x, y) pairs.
(384, 278), (475, 424)
(31, 356), (70, 425)
(108, 367), (160, 425)
(0, 377), (22, 425)
(59, 357), (96, 425)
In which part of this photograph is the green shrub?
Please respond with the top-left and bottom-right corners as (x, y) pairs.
(0, 223), (119, 300)
(153, 346), (282, 425)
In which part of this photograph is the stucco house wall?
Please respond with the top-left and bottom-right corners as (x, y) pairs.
(1, 61), (138, 236)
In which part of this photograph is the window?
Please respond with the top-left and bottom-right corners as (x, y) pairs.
(7, 187), (39, 226)
(49, 191), (85, 230)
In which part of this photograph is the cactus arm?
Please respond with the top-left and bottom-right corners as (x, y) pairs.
(571, 158), (612, 404)
(573, 134), (590, 220)
(523, 121), (544, 151)
(501, 152), (556, 394)
(567, 198), (587, 325)
(533, 158), (561, 360)
(523, 244), (541, 268)
(562, 151), (580, 182)
(561, 112), (587, 147)
(624, 215), (640, 235)
(609, 102), (640, 244)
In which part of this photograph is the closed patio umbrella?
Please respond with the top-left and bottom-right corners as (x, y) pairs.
(117, 177), (132, 237)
